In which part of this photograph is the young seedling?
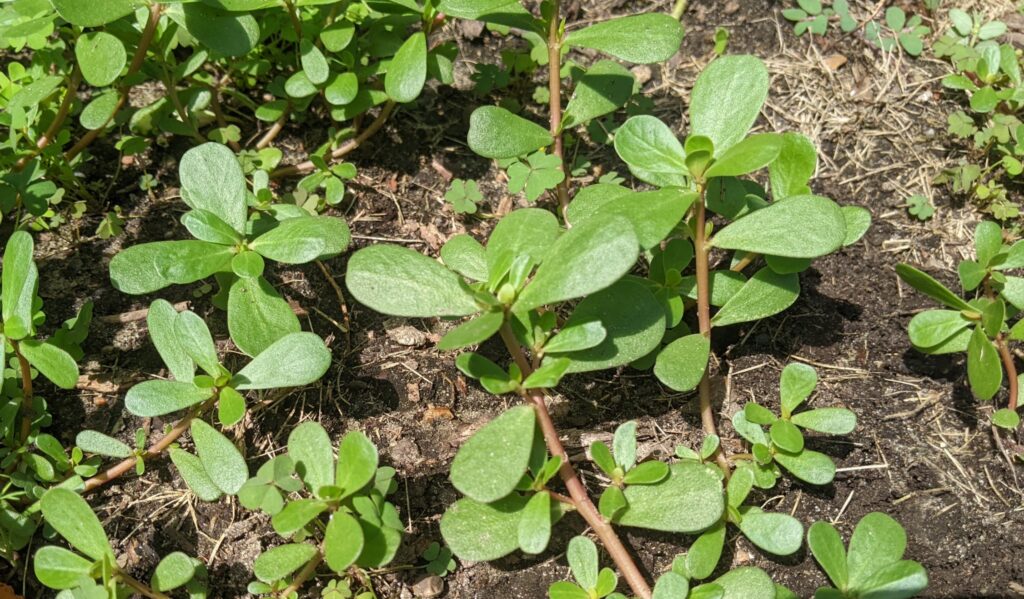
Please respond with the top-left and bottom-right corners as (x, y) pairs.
(865, 7), (930, 56)
(451, 0), (684, 215)
(808, 512), (928, 599)
(783, 0), (857, 37)
(34, 487), (206, 597)
(242, 422), (402, 598)
(897, 221), (1024, 430)
(109, 142), (350, 357)
(421, 542), (457, 578)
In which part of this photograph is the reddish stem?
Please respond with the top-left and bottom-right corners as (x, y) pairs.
(14, 66), (81, 171)
(10, 340), (34, 446)
(498, 324), (652, 599)
(997, 337), (1019, 411)
(546, 2), (571, 221)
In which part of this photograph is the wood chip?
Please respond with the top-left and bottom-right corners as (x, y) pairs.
(822, 54), (848, 72)
(423, 405), (454, 422)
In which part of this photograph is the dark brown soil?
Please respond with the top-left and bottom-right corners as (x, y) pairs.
(5, 1), (1023, 598)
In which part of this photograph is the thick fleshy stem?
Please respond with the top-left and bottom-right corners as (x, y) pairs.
(10, 340), (34, 447)
(498, 323), (652, 599)
(276, 552), (323, 598)
(118, 570), (171, 599)
(546, 0), (571, 221)
(997, 338), (1018, 411)
(694, 185), (732, 479)
(13, 66), (81, 171)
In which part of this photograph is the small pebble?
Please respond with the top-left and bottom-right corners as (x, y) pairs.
(411, 575), (444, 598)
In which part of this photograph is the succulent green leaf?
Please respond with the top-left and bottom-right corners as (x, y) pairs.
(455, 352), (517, 394)
(347, 245), (479, 317)
(218, 386), (246, 427)
(711, 267), (799, 327)
(974, 221), (1003, 266)
(993, 408), (1020, 430)
(687, 521), (726, 579)
(233, 332), (330, 390)
(287, 421), (334, 494)
(617, 462), (723, 532)
(545, 321), (606, 354)
(169, 448), (223, 501)
(486, 208), (562, 279)
(250, 216), (350, 263)
(253, 543), (318, 583)
(841, 206), (871, 246)
(769, 132), (817, 199)
(769, 419), (804, 453)
(807, 521), (848, 590)
(522, 357), (571, 388)
(732, 410), (769, 446)
(967, 325), (1002, 400)
(582, 189), (695, 250)
(76, 32), (126, 87)
(567, 535), (599, 589)
(436, 0), (536, 29)
(565, 14), (684, 64)
(779, 363), (817, 416)
(654, 333), (710, 392)
(109, 241), (234, 295)
(125, 380), (213, 417)
(468, 106), (553, 159)
(438, 311), (504, 350)
(228, 276), (302, 357)
(324, 511), (365, 572)
(712, 195), (846, 258)
(859, 560), (928, 599)
(232, 252), (265, 279)
(191, 419), (247, 495)
(612, 421), (638, 471)
(179, 143), (247, 233)
(563, 60), (635, 128)
(712, 567), (776, 599)
(895, 264), (973, 311)
(441, 234), (488, 281)
(549, 581), (590, 599)
(75, 430), (132, 458)
(440, 495), (529, 561)
(151, 552), (197, 592)
(174, 310), (219, 377)
(590, 441), (617, 477)
(450, 405), (536, 503)
(652, 571), (690, 599)
(19, 340), (78, 389)
(182, 209), (243, 246)
(679, 270), (747, 307)
(51, 0), (142, 26)
(336, 430), (378, 498)
(272, 499), (327, 536)
(2, 230), (37, 340)
(514, 216), (638, 311)
(386, 32), (427, 103)
(737, 507), (803, 555)
(33, 545), (94, 590)
(773, 448), (835, 485)
(554, 277), (666, 372)
(518, 491), (552, 554)
(848, 512), (908, 589)
(179, 3), (259, 57)
(704, 134), (783, 179)
(599, 485), (628, 520)
(623, 461), (670, 485)
(690, 55), (769, 154)
(907, 310), (971, 351)
(40, 488), (113, 561)
(791, 408), (856, 435)
(614, 116), (687, 188)
(146, 300), (194, 382)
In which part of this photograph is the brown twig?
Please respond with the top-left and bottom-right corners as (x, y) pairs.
(694, 185), (732, 478)
(498, 323), (652, 599)
(65, 4), (162, 162)
(546, 1), (571, 221)
(270, 100), (397, 178)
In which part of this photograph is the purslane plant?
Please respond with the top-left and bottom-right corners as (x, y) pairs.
(0, 230), (88, 560)
(34, 487), (207, 597)
(897, 221), (1024, 430)
(242, 422), (402, 597)
(109, 142), (350, 356)
(74, 300), (331, 496)
(449, 0), (684, 215)
(344, 51), (901, 598)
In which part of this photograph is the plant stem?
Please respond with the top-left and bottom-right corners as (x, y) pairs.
(117, 570), (171, 599)
(276, 552), (323, 598)
(255, 102), (292, 149)
(82, 398), (215, 493)
(498, 323), (652, 599)
(14, 66), (81, 171)
(65, 4), (161, 162)
(10, 340), (34, 447)
(997, 337), (1019, 411)
(271, 100), (396, 178)
(729, 253), (758, 273)
(693, 185), (731, 478)
(671, 0), (687, 19)
(546, 0), (571, 221)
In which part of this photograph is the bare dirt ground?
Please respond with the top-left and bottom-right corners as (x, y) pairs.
(6, 0), (1024, 597)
